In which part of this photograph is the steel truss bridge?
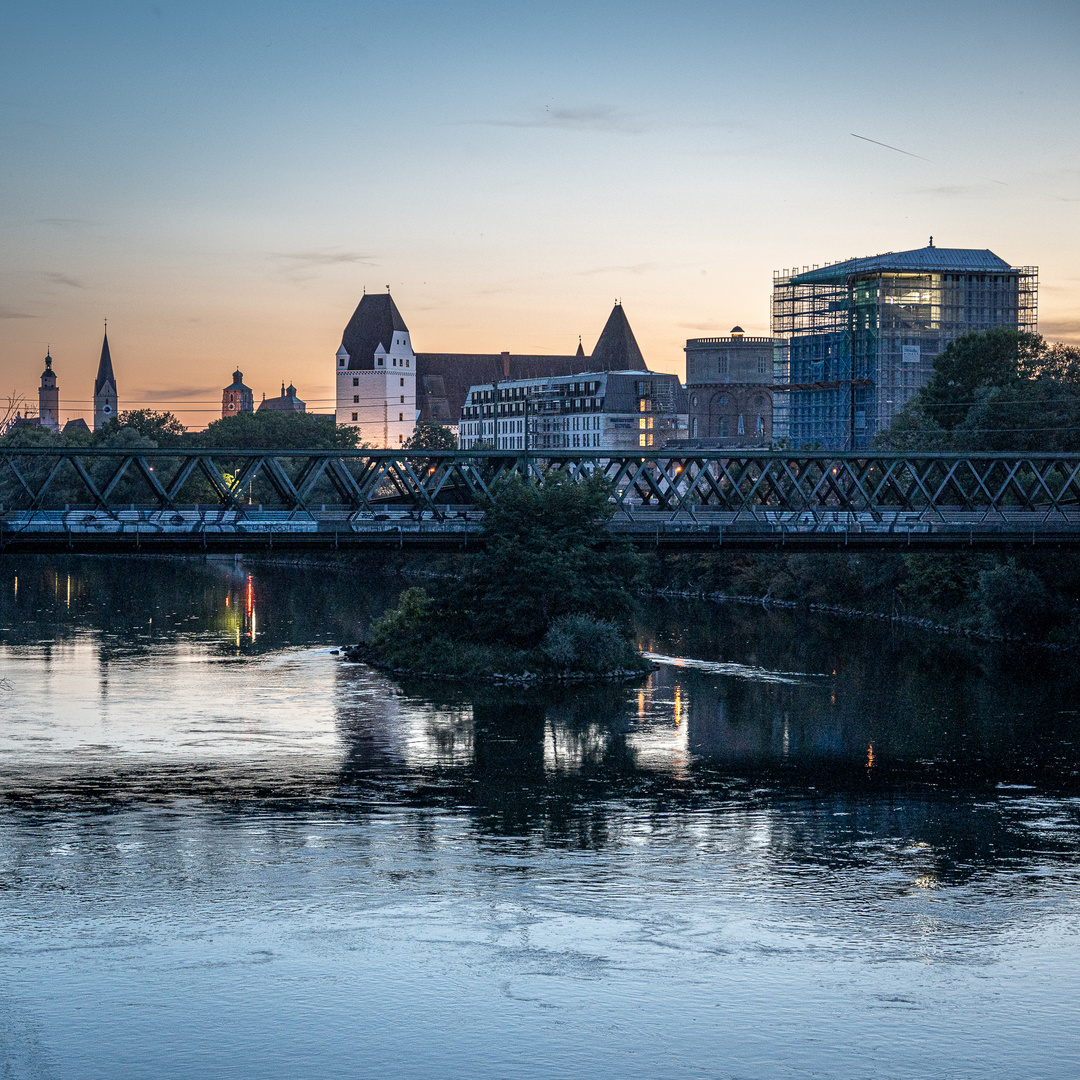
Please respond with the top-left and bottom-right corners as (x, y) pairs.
(2, 447), (1080, 553)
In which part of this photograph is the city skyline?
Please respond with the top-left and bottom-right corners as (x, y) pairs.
(2, 0), (1077, 429)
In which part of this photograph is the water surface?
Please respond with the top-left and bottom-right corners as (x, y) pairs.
(0, 556), (1078, 1079)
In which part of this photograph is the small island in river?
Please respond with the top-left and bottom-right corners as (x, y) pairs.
(344, 475), (652, 683)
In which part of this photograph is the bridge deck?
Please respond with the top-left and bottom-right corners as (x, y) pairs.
(3, 448), (1080, 552)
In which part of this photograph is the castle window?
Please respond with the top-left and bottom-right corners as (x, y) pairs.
(339, 358), (345, 367)
(406, 359), (409, 367)
(351, 412), (358, 421)
(353, 395), (359, 403)
(758, 357), (768, 374)
(399, 413), (403, 421)
(400, 395), (404, 403)
(353, 378), (359, 386)
(400, 378), (404, 386)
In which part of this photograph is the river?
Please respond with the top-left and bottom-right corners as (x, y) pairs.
(0, 555), (1078, 1079)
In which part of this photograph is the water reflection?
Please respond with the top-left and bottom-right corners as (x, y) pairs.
(2, 560), (1080, 1079)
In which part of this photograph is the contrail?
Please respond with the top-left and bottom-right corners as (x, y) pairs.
(851, 133), (933, 162)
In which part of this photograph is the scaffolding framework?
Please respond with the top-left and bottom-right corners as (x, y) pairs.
(772, 257), (1038, 449)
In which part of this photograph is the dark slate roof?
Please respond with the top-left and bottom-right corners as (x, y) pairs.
(341, 293), (409, 370)
(791, 245), (1015, 285)
(258, 383), (306, 413)
(589, 303), (647, 371)
(94, 331), (115, 395)
(62, 417), (91, 435)
(415, 353), (590, 423)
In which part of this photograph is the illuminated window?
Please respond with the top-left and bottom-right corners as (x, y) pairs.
(639, 418), (646, 430)
(647, 417), (653, 430)
(647, 433), (654, 447)
(639, 434), (647, 447)
(639, 399), (647, 412)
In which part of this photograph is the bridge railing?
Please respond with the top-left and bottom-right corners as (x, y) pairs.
(3, 447), (1080, 515)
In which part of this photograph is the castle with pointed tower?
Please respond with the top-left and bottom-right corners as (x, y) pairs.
(335, 292), (416, 446)
(334, 292), (655, 447)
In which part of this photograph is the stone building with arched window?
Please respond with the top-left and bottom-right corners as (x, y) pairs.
(682, 327), (777, 448)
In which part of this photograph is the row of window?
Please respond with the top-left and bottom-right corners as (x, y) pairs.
(716, 356), (770, 374)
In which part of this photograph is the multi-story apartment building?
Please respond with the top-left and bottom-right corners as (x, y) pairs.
(772, 242), (1038, 449)
(457, 371), (687, 451)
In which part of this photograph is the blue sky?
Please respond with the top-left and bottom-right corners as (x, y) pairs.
(2, 0), (1077, 425)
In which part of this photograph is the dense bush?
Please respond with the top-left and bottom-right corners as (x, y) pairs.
(541, 614), (637, 673)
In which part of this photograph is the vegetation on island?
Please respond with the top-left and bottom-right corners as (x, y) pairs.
(365, 475), (650, 679)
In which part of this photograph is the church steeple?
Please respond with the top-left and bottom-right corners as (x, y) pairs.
(93, 325), (118, 430)
(38, 351), (60, 431)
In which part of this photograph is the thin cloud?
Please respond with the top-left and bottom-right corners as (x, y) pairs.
(44, 271), (86, 289)
(578, 262), (658, 277)
(273, 249), (377, 269)
(1037, 319), (1080, 342)
(473, 106), (649, 135)
(0, 306), (36, 319)
(914, 184), (983, 198)
(134, 387), (215, 401)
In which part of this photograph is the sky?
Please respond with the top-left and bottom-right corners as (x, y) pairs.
(2, 0), (1078, 428)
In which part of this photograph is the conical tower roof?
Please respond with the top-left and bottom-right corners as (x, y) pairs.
(340, 293), (409, 370)
(590, 303), (646, 370)
(94, 330), (115, 395)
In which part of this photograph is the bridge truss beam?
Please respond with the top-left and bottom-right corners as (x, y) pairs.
(2, 448), (1080, 552)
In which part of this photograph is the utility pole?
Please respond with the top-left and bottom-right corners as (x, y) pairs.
(523, 387), (530, 480)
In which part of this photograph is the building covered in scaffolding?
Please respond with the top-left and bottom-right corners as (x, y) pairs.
(771, 243), (1037, 449)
